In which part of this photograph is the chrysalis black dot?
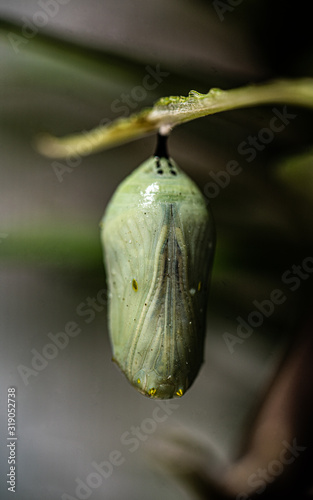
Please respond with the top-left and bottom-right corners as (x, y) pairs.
(157, 169), (164, 175)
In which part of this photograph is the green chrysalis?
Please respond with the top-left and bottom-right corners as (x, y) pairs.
(100, 134), (215, 399)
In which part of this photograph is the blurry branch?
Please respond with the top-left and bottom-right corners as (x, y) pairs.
(36, 78), (313, 158)
(150, 299), (313, 500)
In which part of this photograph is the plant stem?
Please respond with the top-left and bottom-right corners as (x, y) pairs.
(36, 78), (313, 158)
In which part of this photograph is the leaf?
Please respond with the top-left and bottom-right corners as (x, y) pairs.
(35, 78), (313, 158)
(274, 150), (313, 202)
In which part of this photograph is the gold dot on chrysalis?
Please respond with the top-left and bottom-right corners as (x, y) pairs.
(132, 279), (138, 292)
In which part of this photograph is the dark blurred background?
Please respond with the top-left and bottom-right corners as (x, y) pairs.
(1, 1), (313, 499)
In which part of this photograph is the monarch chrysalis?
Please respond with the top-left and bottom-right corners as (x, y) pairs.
(100, 134), (215, 399)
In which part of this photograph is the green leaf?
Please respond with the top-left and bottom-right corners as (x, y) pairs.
(36, 78), (313, 158)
